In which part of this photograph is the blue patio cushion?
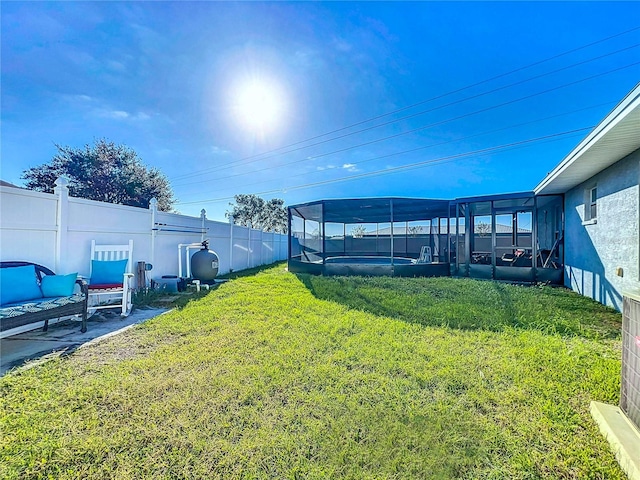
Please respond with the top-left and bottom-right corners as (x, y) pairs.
(41, 273), (78, 297)
(90, 259), (128, 285)
(0, 265), (43, 306)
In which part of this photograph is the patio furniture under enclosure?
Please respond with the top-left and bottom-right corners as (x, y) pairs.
(288, 193), (564, 283)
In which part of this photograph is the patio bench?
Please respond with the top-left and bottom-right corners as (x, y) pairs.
(0, 262), (88, 336)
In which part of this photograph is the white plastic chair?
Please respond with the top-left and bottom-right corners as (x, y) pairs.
(87, 240), (134, 317)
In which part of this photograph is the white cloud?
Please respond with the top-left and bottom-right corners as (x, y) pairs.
(211, 145), (229, 155)
(342, 163), (359, 172)
(106, 60), (127, 72)
(65, 49), (97, 67)
(293, 48), (324, 69)
(317, 164), (337, 171)
(332, 37), (352, 52)
(62, 93), (152, 122)
(59, 93), (94, 103)
(108, 110), (130, 119)
(96, 109), (150, 121)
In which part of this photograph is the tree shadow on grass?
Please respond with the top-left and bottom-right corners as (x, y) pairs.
(133, 262), (286, 310)
(133, 285), (218, 310)
(219, 261), (286, 280)
(296, 273), (621, 340)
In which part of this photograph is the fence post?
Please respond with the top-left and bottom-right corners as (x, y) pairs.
(228, 215), (234, 273)
(260, 229), (264, 266)
(54, 176), (69, 272)
(149, 198), (157, 273)
(247, 227), (251, 269)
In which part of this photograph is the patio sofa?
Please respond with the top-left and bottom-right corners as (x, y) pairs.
(0, 262), (88, 335)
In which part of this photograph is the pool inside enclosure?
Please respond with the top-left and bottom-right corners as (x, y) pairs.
(288, 193), (564, 283)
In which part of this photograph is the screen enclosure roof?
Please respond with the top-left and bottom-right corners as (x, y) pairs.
(288, 198), (451, 224)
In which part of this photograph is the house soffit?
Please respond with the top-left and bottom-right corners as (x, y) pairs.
(534, 84), (640, 195)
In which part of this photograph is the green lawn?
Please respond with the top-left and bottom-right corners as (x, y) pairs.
(0, 264), (624, 479)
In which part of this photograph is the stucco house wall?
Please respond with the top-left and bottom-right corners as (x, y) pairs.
(564, 148), (640, 310)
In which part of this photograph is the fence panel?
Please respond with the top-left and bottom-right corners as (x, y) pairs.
(0, 187), (58, 267)
(66, 198), (152, 277)
(262, 232), (274, 266)
(249, 229), (263, 269)
(231, 225), (249, 272)
(205, 219), (233, 275)
(1, 184), (288, 283)
(154, 211), (205, 279)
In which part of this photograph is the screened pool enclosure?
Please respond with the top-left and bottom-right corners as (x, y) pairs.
(288, 193), (564, 283)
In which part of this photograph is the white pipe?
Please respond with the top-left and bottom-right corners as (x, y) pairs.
(200, 209), (207, 243)
(178, 243), (203, 278)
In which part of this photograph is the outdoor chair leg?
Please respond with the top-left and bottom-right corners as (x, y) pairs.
(121, 275), (133, 317)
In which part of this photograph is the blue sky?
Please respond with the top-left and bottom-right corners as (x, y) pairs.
(2, 2), (639, 220)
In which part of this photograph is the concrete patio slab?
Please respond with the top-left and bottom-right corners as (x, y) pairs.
(0, 307), (167, 376)
(591, 401), (640, 480)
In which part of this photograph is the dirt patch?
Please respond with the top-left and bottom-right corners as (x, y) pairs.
(72, 331), (155, 367)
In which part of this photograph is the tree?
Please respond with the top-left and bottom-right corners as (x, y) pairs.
(476, 221), (491, 237)
(21, 139), (174, 211)
(407, 225), (424, 237)
(350, 225), (367, 238)
(227, 194), (288, 233)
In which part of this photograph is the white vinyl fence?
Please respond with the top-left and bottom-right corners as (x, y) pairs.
(0, 179), (287, 285)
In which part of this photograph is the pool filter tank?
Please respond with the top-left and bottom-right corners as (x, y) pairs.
(190, 240), (219, 282)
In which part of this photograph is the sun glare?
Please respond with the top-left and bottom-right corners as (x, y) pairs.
(232, 78), (286, 133)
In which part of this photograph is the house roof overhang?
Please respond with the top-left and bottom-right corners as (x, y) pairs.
(0, 180), (21, 188)
(534, 82), (640, 195)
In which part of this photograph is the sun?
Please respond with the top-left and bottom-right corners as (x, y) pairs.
(232, 77), (286, 133)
